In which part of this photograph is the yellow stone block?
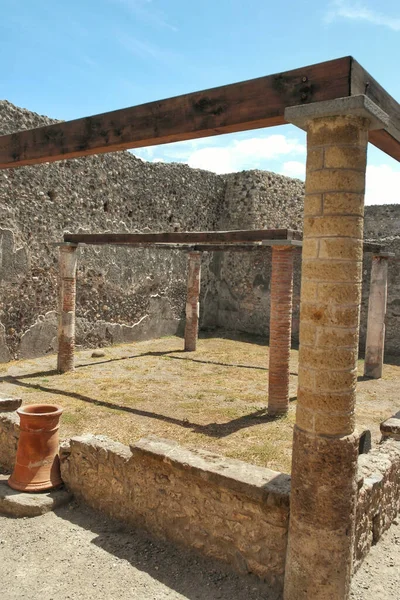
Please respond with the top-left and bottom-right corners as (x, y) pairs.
(317, 326), (359, 348)
(314, 368), (357, 393)
(295, 405), (315, 433)
(306, 148), (324, 171)
(324, 146), (367, 170)
(297, 388), (356, 413)
(319, 238), (363, 261)
(300, 279), (319, 301)
(299, 346), (358, 370)
(300, 303), (360, 328)
(299, 320), (317, 345)
(302, 239), (319, 260)
(314, 411), (355, 436)
(323, 192), (365, 216)
(302, 260), (362, 283)
(308, 115), (369, 146)
(303, 215), (363, 239)
(298, 366), (315, 390)
(304, 194), (322, 216)
(317, 282), (362, 304)
(305, 169), (366, 195)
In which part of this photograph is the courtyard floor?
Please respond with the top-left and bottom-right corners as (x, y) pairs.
(0, 498), (399, 600)
(1, 333), (399, 474)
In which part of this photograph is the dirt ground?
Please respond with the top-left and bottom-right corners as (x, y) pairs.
(0, 499), (399, 600)
(1, 333), (399, 473)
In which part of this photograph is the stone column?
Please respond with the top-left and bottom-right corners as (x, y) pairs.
(184, 251), (202, 351)
(284, 97), (388, 600)
(268, 245), (295, 416)
(57, 244), (78, 373)
(364, 255), (389, 378)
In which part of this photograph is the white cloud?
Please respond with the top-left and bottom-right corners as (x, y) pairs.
(134, 134), (305, 174)
(187, 147), (234, 173)
(278, 161), (400, 205)
(326, 1), (400, 31)
(280, 160), (306, 179)
(133, 134), (400, 206)
(365, 164), (400, 205)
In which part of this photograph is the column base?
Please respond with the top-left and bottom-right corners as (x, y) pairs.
(284, 426), (359, 600)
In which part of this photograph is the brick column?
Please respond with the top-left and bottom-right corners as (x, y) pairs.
(364, 255), (389, 378)
(284, 97), (388, 600)
(184, 251), (202, 352)
(268, 245), (295, 416)
(57, 244), (78, 373)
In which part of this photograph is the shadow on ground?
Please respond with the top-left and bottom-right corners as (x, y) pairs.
(54, 501), (281, 600)
(0, 347), (296, 439)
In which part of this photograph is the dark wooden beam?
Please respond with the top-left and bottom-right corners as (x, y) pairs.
(64, 229), (302, 245)
(129, 243), (268, 252)
(0, 57), (352, 168)
(351, 58), (400, 162)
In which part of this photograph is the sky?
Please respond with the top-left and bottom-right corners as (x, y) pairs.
(1, 0), (400, 205)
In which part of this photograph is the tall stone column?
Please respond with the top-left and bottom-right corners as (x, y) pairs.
(268, 245), (295, 416)
(364, 255), (389, 378)
(184, 251), (202, 352)
(284, 97), (388, 600)
(57, 244), (78, 373)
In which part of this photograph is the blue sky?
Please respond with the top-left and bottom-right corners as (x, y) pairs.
(1, 0), (400, 204)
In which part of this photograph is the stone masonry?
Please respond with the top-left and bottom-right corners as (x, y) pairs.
(284, 112), (370, 600)
(0, 100), (400, 361)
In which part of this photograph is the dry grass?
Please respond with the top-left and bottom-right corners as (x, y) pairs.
(1, 333), (399, 474)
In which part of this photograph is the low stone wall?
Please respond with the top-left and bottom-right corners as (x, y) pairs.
(0, 413), (19, 471)
(354, 439), (400, 570)
(0, 412), (399, 584)
(59, 435), (290, 589)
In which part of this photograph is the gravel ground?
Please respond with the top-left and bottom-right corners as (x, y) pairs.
(0, 500), (399, 600)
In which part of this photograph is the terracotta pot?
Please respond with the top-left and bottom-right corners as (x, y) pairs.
(8, 404), (63, 492)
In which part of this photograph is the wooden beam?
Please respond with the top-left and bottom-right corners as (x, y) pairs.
(0, 57), (352, 168)
(351, 58), (400, 162)
(144, 244), (267, 252)
(64, 229), (302, 245)
(363, 242), (387, 254)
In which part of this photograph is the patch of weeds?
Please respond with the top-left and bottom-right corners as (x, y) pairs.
(62, 412), (83, 426)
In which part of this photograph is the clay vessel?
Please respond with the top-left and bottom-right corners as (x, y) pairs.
(8, 404), (63, 492)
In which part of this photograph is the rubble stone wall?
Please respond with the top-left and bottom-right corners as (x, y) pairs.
(0, 101), (225, 359)
(1, 100), (400, 359)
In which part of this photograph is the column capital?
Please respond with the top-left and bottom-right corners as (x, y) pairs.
(372, 252), (395, 259)
(58, 242), (78, 252)
(285, 94), (389, 131)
